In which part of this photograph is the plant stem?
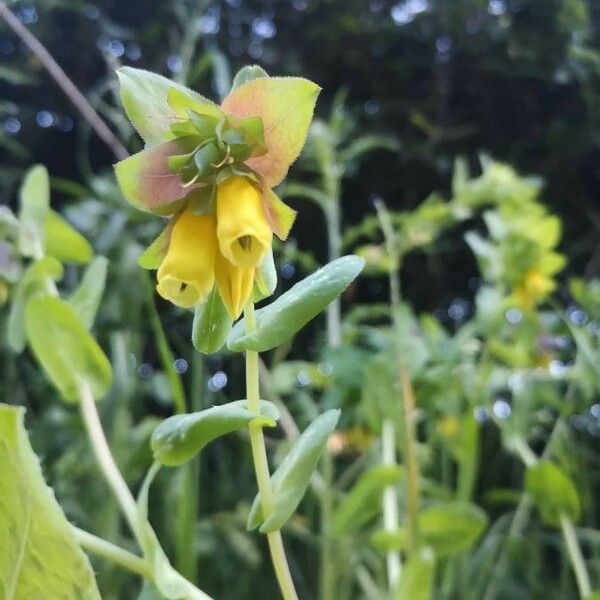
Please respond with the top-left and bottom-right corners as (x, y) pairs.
(0, 2), (128, 161)
(73, 527), (150, 578)
(78, 383), (212, 600)
(382, 419), (401, 589)
(375, 199), (420, 558)
(560, 514), (592, 599)
(78, 383), (139, 535)
(244, 301), (299, 600)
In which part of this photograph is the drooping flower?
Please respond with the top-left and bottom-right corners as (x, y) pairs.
(114, 66), (320, 321)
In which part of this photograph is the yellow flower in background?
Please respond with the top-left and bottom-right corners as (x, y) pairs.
(216, 252), (255, 319)
(511, 267), (555, 310)
(156, 210), (217, 308)
(216, 177), (273, 268)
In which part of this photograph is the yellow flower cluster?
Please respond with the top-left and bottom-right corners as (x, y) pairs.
(156, 176), (272, 318)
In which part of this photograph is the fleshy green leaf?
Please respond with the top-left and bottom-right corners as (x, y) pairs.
(7, 256), (63, 353)
(230, 65), (269, 93)
(0, 404), (101, 599)
(221, 76), (321, 187)
(68, 256), (108, 329)
(525, 461), (581, 527)
(192, 286), (233, 354)
(248, 409), (340, 533)
(263, 188), (296, 240)
(44, 210), (93, 264)
(394, 548), (436, 600)
(228, 256), (365, 352)
(18, 164), (50, 257)
(25, 295), (112, 402)
(152, 400), (280, 466)
(117, 67), (220, 145)
(331, 465), (403, 537)
(115, 137), (201, 215)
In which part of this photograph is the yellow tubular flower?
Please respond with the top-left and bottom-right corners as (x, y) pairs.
(216, 252), (254, 319)
(156, 209), (217, 308)
(216, 176), (273, 268)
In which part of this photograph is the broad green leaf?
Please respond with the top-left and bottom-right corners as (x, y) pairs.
(117, 67), (220, 145)
(331, 465), (403, 537)
(525, 461), (581, 527)
(192, 286), (233, 354)
(221, 76), (321, 187)
(0, 404), (101, 599)
(44, 210), (93, 264)
(395, 548), (435, 600)
(25, 295), (112, 402)
(418, 502), (488, 557)
(372, 502), (488, 557)
(115, 137), (200, 215)
(228, 256), (365, 352)
(18, 164), (50, 257)
(230, 65), (268, 92)
(152, 400), (280, 466)
(248, 409), (340, 533)
(68, 256), (108, 329)
(138, 224), (172, 270)
(7, 256), (63, 353)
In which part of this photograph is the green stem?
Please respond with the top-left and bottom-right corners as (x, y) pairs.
(382, 419), (401, 588)
(79, 383), (139, 534)
(244, 301), (299, 600)
(73, 527), (150, 578)
(375, 199), (420, 557)
(78, 383), (212, 600)
(144, 273), (187, 414)
(560, 514), (592, 599)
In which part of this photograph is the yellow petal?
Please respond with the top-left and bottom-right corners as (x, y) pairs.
(156, 209), (217, 308)
(216, 252), (254, 319)
(216, 176), (273, 268)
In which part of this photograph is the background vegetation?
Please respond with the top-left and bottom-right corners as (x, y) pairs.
(1, 1), (600, 599)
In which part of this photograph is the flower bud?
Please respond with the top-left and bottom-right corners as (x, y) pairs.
(216, 253), (254, 319)
(156, 209), (217, 308)
(216, 176), (272, 268)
